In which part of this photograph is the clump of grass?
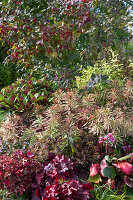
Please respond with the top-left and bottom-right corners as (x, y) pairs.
(91, 184), (131, 200)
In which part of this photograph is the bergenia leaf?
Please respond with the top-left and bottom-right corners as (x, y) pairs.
(88, 174), (102, 183)
(124, 176), (133, 188)
(103, 166), (116, 178)
(89, 164), (100, 177)
(100, 158), (108, 177)
(113, 161), (133, 176)
(105, 155), (110, 162)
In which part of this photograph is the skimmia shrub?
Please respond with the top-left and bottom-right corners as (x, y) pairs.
(0, 76), (57, 112)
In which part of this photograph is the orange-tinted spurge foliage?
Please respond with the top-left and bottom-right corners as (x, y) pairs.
(29, 80), (132, 164)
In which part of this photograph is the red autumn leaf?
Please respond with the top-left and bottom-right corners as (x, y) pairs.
(89, 164), (100, 177)
(114, 161), (132, 175)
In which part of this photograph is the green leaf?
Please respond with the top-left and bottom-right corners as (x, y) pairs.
(29, 93), (34, 99)
(14, 105), (19, 109)
(103, 166), (116, 178)
(0, 95), (4, 101)
(105, 155), (110, 162)
(4, 105), (9, 108)
(88, 174), (102, 183)
(34, 93), (39, 99)
(23, 96), (28, 105)
(48, 97), (53, 102)
(118, 154), (132, 161)
(39, 96), (44, 101)
(0, 102), (6, 106)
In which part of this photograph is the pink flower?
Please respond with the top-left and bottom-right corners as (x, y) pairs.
(104, 133), (114, 143)
(99, 133), (114, 144)
(99, 137), (105, 144)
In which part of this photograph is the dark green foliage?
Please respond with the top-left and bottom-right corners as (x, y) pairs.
(0, 63), (19, 90)
(0, 76), (57, 112)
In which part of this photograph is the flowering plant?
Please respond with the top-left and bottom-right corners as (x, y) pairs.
(88, 152), (133, 189)
(99, 133), (115, 154)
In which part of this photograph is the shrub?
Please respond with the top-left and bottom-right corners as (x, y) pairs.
(76, 50), (126, 90)
(0, 150), (42, 195)
(28, 80), (132, 164)
(32, 154), (93, 200)
(0, 61), (20, 90)
(29, 89), (99, 164)
(0, 76), (57, 112)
